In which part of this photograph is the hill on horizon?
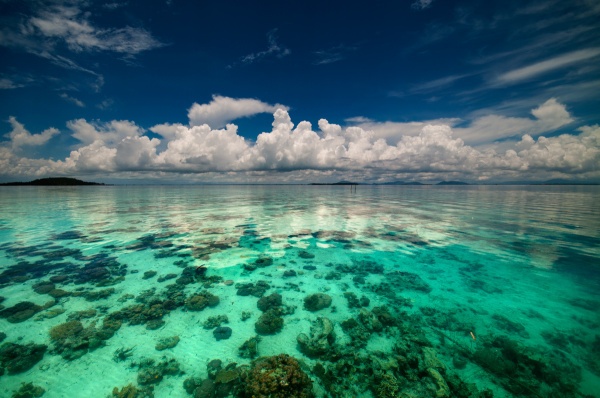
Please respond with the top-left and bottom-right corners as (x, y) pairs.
(0, 177), (105, 186)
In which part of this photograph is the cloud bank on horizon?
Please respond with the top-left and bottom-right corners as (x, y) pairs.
(1, 96), (598, 183)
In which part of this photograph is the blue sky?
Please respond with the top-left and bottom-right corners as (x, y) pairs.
(1, 0), (599, 183)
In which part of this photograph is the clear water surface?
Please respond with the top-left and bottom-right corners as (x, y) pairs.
(0, 185), (598, 397)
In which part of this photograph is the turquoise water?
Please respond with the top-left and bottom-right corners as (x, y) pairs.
(0, 185), (599, 397)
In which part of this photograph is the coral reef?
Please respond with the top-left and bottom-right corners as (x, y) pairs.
(142, 270), (157, 279)
(243, 354), (314, 398)
(136, 357), (182, 385)
(236, 281), (270, 297)
(303, 293), (332, 312)
(255, 309), (284, 335)
(343, 292), (370, 308)
(203, 315), (229, 330)
(11, 382), (45, 398)
(0, 342), (47, 374)
(257, 293), (282, 312)
(113, 346), (135, 362)
(49, 319), (117, 360)
(297, 317), (336, 358)
(238, 336), (261, 359)
(213, 326), (232, 341)
(0, 301), (46, 323)
(156, 336), (180, 351)
(111, 383), (154, 398)
(186, 292), (220, 311)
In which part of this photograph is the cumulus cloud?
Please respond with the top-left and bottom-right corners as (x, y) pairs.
(67, 119), (144, 146)
(187, 95), (288, 128)
(2, 102), (599, 183)
(516, 125), (600, 173)
(4, 117), (59, 149)
(453, 98), (573, 144)
(345, 117), (462, 145)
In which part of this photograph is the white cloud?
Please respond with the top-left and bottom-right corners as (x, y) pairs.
(453, 98), (573, 144)
(187, 95), (289, 128)
(4, 117), (59, 149)
(60, 93), (85, 107)
(496, 48), (600, 84)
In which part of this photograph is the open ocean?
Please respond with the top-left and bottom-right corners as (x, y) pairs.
(0, 185), (599, 398)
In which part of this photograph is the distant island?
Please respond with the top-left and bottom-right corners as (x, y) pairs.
(310, 181), (359, 185)
(436, 181), (469, 185)
(0, 177), (105, 186)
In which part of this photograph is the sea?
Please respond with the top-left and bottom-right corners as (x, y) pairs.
(0, 185), (598, 398)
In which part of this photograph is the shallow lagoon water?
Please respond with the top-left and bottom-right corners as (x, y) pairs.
(0, 185), (599, 397)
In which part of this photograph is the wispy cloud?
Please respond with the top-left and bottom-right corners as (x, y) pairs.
(411, 0), (433, 10)
(60, 93), (85, 107)
(313, 44), (359, 65)
(102, 2), (129, 10)
(0, 1), (163, 91)
(97, 99), (115, 110)
(496, 48), (600, 84)
(0, 78), (25, 90)
(27, 4), (164, 56)
(236, 29), (290, 66)
(410, 74), (469, 93)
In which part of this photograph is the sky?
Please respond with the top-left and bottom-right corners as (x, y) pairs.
(1, 0), (599, 184)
